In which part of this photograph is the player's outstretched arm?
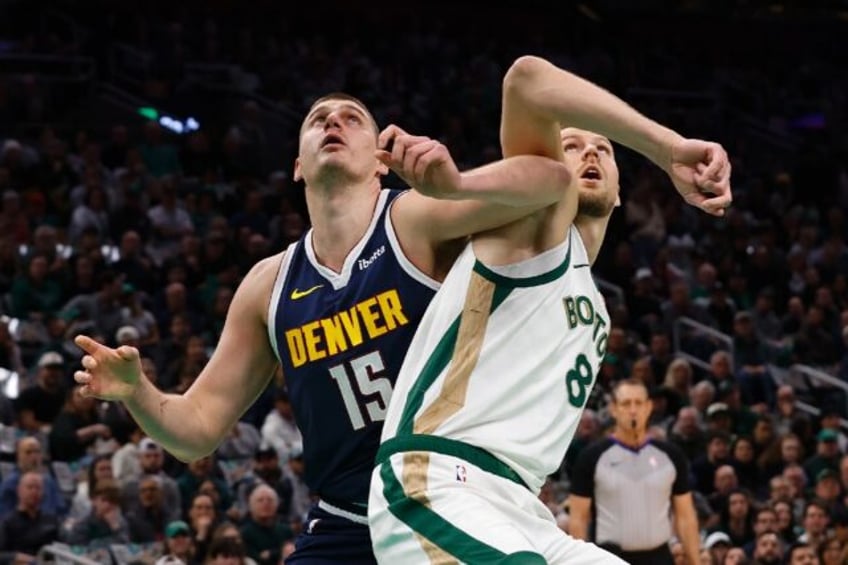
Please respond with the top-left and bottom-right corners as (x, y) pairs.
(501, 55), (731, 216)
(75, 255), (280, 462)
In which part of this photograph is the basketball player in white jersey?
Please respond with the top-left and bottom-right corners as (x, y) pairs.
(367, 55), (731, 563)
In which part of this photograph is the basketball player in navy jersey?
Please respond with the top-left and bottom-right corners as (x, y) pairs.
(72, 94), (573, 564)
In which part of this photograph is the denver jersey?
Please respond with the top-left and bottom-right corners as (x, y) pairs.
(267, 189), (439, 509)
(380, 225), (609, 493)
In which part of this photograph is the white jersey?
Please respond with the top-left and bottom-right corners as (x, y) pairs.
(381, 225), (609, 493)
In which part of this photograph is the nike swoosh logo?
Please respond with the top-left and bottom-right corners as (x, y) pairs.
(291, 285), (324, 300)
(573, 264), (591, 269)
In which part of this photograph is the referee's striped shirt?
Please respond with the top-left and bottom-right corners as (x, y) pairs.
(570, 437), (691, 551)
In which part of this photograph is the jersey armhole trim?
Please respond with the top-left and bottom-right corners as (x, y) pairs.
(385, 190), (441, 291)
(266, 242), (298, 362)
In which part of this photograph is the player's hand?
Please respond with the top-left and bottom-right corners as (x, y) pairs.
(376, 124), (462, 199)
(74, 335), (143, 402)
(667, 138), (732, 216)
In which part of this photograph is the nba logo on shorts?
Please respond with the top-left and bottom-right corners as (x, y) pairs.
(455, 464), (467, 483)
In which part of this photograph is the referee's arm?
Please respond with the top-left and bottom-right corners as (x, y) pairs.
(567, 440), (605, 541)
(567, 494), (592, 540)
(667, 441), (699, 565)
(672, 493), (700, 565)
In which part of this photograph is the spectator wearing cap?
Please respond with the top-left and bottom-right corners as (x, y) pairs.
(156, 520), (195, 565)
(812, 469), (843, 517)
(0, 436), (67, 517)
(0, 471), (60, 562)
(122, 438), (182, 522)
(260, 389), (302, 464)
(14, 351), (66, 433)
(803, 429), (843, 485)
(818, 409), (848, 453)
(703, 530), (732, 563)
(706, 402), (734, 436)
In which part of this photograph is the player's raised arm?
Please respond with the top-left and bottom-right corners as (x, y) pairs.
(75, 254), (281, 462)
(377, 124), (570, 206)
(501, 55), (731, 216)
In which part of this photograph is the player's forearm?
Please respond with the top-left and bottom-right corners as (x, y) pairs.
(453, 155), (570, 206)
(125, 376), (217, 462)
(503, 55), (684, 169)
(567, 514), (590, 540)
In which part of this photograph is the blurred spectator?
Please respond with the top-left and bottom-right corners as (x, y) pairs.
(260, 389), (302, 464)
(0, 471), (59, 562)
(47, 388), (111, 462)
(64, 479), (129, 547)
(14, 351), (66, 432)
(125, 474), (169, 543)
(67, 454), (115, 527)
(122, 438), (182, 523)
(156, 519), (196, 565)
(0, 436), (66, 517)
(239, 484), (292, 565)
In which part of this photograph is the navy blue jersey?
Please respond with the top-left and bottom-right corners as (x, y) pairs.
(267, 190), (439, 509)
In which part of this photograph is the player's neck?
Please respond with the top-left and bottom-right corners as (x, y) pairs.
(574, 214), (611, 266)
(306, 180), (381, 272)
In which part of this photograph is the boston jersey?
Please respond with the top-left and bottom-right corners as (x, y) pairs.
(267, 189), (439, 508)
(381, 225), (609, 493)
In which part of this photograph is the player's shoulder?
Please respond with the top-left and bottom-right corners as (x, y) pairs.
(236, 251), (286, 305)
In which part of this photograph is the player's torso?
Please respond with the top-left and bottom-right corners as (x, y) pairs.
(268, 189), (439, 504)
(383, 225), (609, 492)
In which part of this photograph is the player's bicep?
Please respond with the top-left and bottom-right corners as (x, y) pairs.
(184, 256), (280, 440)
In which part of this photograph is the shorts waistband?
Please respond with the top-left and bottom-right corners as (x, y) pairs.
(376, 434), (529, 490)
(316, 498), (369, 525)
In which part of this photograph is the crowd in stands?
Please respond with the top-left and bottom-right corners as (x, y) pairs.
(0, 1), (847, 563)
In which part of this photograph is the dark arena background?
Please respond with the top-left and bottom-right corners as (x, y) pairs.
(0, 0), (847, 563)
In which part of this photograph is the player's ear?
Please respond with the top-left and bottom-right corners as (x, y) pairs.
(376, 159), (389, 177)
(293, 158), (303, 182)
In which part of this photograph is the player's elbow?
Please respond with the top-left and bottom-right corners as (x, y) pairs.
(503, 55), (550, 97)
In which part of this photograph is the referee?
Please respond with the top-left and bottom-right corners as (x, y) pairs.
(568, 378), (700, 565)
